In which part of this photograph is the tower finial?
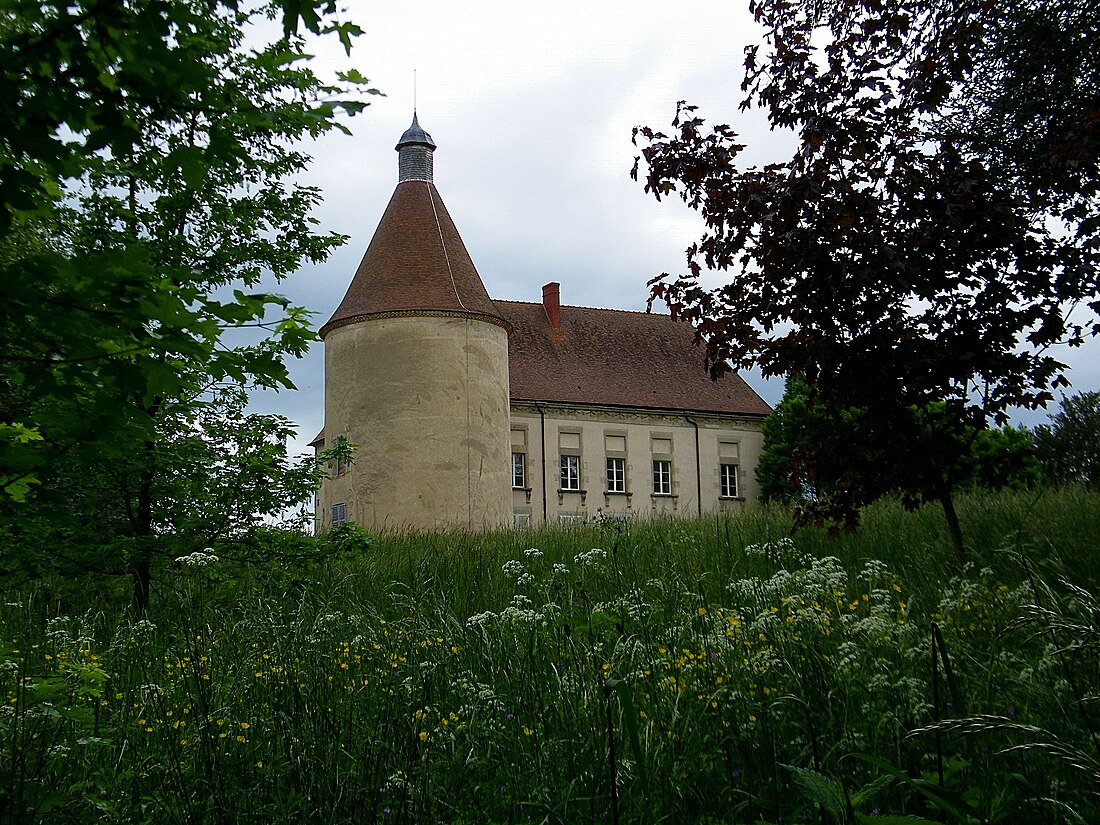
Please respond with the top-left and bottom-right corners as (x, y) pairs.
(395, 111), (436, 182)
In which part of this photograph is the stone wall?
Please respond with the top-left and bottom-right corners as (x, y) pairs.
(318, 313), (511, 532)
(508, 402), (766, 527)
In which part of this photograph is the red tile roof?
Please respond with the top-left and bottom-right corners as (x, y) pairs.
(497, 300), (771, 417)
(320, 180), (505, 337)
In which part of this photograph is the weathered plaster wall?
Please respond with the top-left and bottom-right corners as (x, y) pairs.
(319, 313), (511, 532)
(508, 403), (766, 527)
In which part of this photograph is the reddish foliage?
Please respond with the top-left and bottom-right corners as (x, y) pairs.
(632, 0), (1098, 544)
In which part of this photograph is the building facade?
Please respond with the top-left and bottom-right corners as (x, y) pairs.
(313, 116), (771, 532)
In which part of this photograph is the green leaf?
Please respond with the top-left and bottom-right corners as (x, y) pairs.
(850, 771), (895, 808)
(1, 473), (40, 502)
(855, 814), (940, 825)
(336, 67), (372, 84)
(0, 423), (43, 444)
(781, 763), (845, 817)
(164, 145), (207, 189)
(605, 677), (648, 793)
(849, 754), (982, 825)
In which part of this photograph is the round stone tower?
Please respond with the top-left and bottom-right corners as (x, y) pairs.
(316, 114), (512, 532)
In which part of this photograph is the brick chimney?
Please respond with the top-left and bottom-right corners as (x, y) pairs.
(542, 282), (561, 328)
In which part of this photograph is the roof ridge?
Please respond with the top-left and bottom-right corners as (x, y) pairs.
(493, 299), (673, 318)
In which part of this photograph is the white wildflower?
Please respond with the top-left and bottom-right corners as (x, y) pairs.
(175, 550), (219, 566)
(574, 548), (608, 567)
(385, 769), (409, 790)
(45, 616), (73, 640)
(465, 611), (497, 629)
(131, 619), (157, 638)
(501, 594), (539, 624)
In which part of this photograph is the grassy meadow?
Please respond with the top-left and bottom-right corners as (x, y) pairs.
(2, 488), (1100, 823)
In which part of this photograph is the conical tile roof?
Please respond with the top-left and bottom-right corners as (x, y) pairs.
(321, 119), (506, 337)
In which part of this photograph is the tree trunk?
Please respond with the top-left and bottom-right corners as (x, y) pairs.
(936, 482), (967, 562)
(131, 560), (151, 618)
(131, 438), (155, 618)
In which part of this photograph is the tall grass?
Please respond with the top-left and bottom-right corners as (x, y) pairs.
(1, 488), (1098, 823)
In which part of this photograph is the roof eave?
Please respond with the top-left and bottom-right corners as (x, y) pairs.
(320, 308), (512, 339)
(508, 397), (771, 420)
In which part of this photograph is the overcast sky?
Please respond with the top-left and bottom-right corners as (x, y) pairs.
(250, 0), (1100, 454)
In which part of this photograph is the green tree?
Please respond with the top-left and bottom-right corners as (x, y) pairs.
(0, 0), (366, 231)
(0, 391), (326, 578)
(1034, 391), (1100, 488)
(958, 424), (1045, 492)
(758, 377), (1043, 517)
(756, 375), (836, 503)
(0, 0), (377, 613)
(756, 376), (897, 510)
(633, 0), (1098, 557)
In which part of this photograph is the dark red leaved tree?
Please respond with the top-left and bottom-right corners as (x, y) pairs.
(633, 0), (1099, 557)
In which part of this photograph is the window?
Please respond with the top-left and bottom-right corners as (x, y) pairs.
(652, 460), (672, 495)
(512, 452), (526, 488)
(329, 456), (348, 477)
(513, 512), (532, 529)
(559, 513), (585, 525)
(331, 502), (348, 526)
(606, 457), (625, 492)
(651, 435), (673, 495)
(720, 464), (739, 498)
(560, 455), (580, 490)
